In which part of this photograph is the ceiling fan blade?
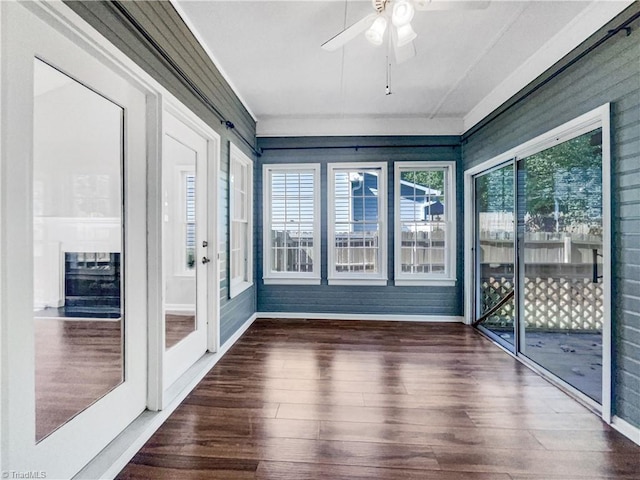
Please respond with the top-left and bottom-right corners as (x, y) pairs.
(321, 13), (377, 51)
(414, 0), (491, 11)
(392, 28), (416, 64)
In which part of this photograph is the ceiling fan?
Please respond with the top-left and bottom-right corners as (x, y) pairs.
(321, 0), (490, 63)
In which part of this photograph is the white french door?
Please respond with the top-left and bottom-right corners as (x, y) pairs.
(161, 109), (212, 389)
(1, 3), (148, 477)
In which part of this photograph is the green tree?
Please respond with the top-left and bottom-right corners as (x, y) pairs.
(476, 165), (514, 213)
(523, 129), (602, 233)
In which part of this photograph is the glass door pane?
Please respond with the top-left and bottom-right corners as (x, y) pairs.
(164, 137), (197, 349)
(33, 59), (124, 441)
(519, 129), (604, 403)
(162, 111), (209, 390)
(474, 163), (516, 349)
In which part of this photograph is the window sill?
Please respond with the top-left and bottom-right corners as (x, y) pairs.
(328, 278), (388, 286)
(394, 278), (457, 287)
(230, 281), (253, 298)
(263, 277), (321, 286)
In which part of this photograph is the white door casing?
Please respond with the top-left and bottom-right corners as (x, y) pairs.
(0, 2), (148, 477)
(162, 107), (219, 391)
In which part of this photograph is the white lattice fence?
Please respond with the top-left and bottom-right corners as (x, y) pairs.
(480, 275), (603, 331)
(523, 276), (603, 330)
(481, 277), (514, 327)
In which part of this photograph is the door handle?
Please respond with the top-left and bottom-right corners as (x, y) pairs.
(592, 249), (603, 283)
(201, 256), (211, 264)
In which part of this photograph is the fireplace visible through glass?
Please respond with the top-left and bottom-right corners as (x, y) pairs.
(64, 252), (121, 318)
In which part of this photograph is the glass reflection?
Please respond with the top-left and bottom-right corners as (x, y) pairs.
(163, 135), (197, 349)
(475, 164), (516, 348)
(399, 169), (447, 274)
(33, 59), (124, 441)
(334, 169), (381, 273)
(520, 129), (603, 402)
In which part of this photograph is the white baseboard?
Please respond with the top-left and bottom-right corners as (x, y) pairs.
(257, 312), (464, 323)
(611, 415), (640, 446)
(75, 313), (257, 480)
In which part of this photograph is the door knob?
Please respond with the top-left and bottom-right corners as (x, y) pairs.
(201, 257), (211, 264)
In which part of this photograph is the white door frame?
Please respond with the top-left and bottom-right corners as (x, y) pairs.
(147, 99), (220, 410)
(156, 103), (220, 399)
(0, 0), (223, 475)
(463, 103), (612, 422)
(0, 2), (152, 477)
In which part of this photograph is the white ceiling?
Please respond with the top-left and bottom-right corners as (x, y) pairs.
(174, 0), (632, 136)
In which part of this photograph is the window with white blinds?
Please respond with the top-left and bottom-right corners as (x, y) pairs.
(327, 163), (387, 285)
(230, 144), (253, 297)
(263, 164), (320, 284)
(184, 172), (196, 271)
(394, 161), (456, 286)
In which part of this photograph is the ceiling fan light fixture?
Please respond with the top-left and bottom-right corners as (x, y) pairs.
(396, 23), (417, 47)
(392, 0), (415, 27)
(365, 16), (388, 46)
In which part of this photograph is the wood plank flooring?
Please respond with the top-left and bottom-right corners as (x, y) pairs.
(35, 318), (122, 441)
(165, 313), (196, 349)
(117, 319), (639, 479)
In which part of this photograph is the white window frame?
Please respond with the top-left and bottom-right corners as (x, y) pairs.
(394, 161), (457, 286)
(327, 162), (388, 286)
(229, 143), (253, 297)
(263, 163), (321, 285)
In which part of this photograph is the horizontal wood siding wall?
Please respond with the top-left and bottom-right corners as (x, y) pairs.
(256, 136), (463, 317)
(65, 1), (257, 345)
(462, 6), (640, 428)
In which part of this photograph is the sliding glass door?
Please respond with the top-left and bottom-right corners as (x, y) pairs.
(471, 113), (608, 410)
(518, 129), (604, 403)
(474, 163), (516, 350)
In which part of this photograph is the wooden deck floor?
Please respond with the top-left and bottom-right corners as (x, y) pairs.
(117, 319), (639, 479)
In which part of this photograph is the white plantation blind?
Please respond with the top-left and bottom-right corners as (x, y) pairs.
(264, 164), (320, 281)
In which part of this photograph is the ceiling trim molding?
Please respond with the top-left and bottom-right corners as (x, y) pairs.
(256, 116), (464, 137)
(170, 0), (258, 122)
(463, 0), (634, 132)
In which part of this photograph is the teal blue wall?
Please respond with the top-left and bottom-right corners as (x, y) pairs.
(256, 136), (463, 317)
(462, 7), (640, 428)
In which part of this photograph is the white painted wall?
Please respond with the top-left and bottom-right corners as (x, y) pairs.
(33, 62), (122, 308)
(163, 135), (196, 311)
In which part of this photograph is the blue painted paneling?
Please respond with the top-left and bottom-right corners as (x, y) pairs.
(463, 6), (640, 427)
(256, 136), (462, 317)
(220, 284), (255, 344)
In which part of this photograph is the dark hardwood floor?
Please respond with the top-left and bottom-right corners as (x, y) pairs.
(35, 318), (122, 441)
(117, 319), (639, 479)
(165, 313), (196, 349)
